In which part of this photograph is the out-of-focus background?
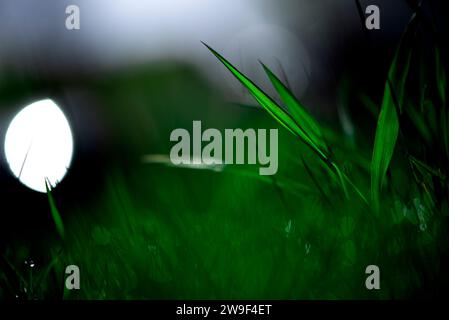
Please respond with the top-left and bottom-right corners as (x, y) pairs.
(0, 0), (414, 105)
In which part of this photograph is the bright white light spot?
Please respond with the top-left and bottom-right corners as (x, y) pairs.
(4, 99), (73, 193)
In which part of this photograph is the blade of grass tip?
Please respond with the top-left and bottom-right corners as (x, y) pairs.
(259, 63), (360, 196)
(202, 42), (328, 163)
(45, 179), (65, 239)
(276, 59), (292, 91)
(259, 63), (360, 199)
(260, 61), (328, 152)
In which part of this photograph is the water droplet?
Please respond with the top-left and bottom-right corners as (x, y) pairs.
(23, 258), (36, 268)
(24, 258), (35, 268)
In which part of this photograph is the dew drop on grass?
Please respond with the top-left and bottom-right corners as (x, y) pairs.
(24, 259), (35, 268)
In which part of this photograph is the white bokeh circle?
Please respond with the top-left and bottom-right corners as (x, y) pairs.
(4, 99), (74, 193)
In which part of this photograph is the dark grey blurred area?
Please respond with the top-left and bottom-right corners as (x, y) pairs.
(0, 0), (414, 107)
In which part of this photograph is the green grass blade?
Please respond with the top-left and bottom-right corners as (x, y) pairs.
(260, 62), (328, 152)
(45, 179), (65, 239)
(371, 79), (400, 212)
(202, 42), (328, 162)
(370, 15), (417, 212)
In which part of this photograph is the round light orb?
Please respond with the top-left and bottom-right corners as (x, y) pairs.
(4, 99), (74, 193)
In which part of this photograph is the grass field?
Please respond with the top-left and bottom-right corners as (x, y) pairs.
(0, 1), (448, 300)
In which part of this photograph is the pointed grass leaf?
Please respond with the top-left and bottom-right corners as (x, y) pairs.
(202, 42), (328, 163)
(45, 179), (65, 239)
(371, 80), (400, 212)
(260, 62), (328, 152)
(370, 15), (417, 212)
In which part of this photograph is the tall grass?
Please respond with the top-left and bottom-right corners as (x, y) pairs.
(205, 1), (447, 217)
